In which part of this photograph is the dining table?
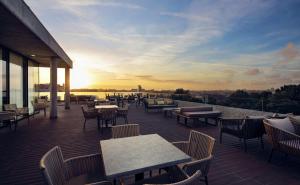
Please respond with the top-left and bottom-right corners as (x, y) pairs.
(100, 134), (191, 183)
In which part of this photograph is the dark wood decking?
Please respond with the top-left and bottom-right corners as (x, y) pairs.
(0, 104), (300, 185)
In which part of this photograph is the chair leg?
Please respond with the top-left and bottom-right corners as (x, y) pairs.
(14, 121), (18, 131)
(44, 109), (46, 117)
(204, 176), (208, 185)
(83, 119), (86, 129)
(260, 137), (264, 149)
(243, 138), (247, 152)
(219, 131), (223, 144)
(268, 148), (274, 162)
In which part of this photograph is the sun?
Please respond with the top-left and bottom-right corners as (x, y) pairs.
(70, 69), (91, 89)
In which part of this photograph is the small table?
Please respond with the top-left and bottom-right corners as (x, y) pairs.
(95, 105), (118, 109)
(100, 134), (191, 181)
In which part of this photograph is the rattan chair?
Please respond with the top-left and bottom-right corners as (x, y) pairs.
(81, 106), (99, 129)
(98, 108), (118, 128)
(117, 104), (129, 124)
(219, 118), (265, 152)
(40, 146), (111, 185)
(263, 120), (300, 162)
(172, 130), (215, 185)
(132, 167), (202, 185)
(111, 124), (140, 138)
(31, 100), (47, 117)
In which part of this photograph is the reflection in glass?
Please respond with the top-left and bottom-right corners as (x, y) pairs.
(9, 53), (23, 108)
(28, 60), (39, 113)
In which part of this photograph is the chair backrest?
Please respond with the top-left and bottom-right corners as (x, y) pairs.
(40, 146), (66, 185)
(263, 120), (280, 148)
(242, 118), (265, 138)
(111, 124), (140, 138)
(4, 104), (17, 111)
(145, 170), (202, 185)
(187, 130), (215, 160)
(100, 108), (117, 119)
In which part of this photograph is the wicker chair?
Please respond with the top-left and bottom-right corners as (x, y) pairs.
(4, 104), (30, 124)
(81, 106), (99, 129)
(0, 111), (17, 131)
(263, 120), (300, 162)
(111, 124), (140, 138)
(219, 118), (265, 152)
(172, 130), (215, 185)
(98, 108), (117, 128)
(131, 167), (202, 185)
(31, 100), (47, 117)
(117, 104), (129, 124)
(40, 146), (111, 185)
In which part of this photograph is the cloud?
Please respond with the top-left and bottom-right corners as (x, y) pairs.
(279, 42), (299, 64)
(59, 0), (144, 10)
(245, 68), (261, 76)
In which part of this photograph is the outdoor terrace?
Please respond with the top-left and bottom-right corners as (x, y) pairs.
(0, 103), (300, 185)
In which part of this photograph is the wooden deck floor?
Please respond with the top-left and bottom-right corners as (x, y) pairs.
(0, 104), (300, 185)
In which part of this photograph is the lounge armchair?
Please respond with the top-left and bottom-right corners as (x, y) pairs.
(81, 106), (99, 129)
(111, 124), (140, 138)
(219, 117), (265, 152)
(4, 104), (30, 124)
(263, 117), (300, 162)
(176, 107), (221, 127)
(172, 130), (215, 185)
(40, 146), (111, 185)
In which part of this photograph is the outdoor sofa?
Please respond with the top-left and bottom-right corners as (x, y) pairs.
(176, 106), (222, 127)
(263, 116), (300, 162)
(144, 98), (178, 112)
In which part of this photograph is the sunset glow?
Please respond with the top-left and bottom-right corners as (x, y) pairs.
(26, 0), (300, 90)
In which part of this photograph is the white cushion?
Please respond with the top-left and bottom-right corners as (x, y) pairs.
(266, 118), (295, 134)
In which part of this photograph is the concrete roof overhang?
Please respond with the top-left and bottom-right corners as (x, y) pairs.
(0, 0), (73, 68)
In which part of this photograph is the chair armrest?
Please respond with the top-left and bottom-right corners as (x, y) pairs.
(172, 141), (189, 153)
(182, 155), (213, 177)
(86, 181), (112, 185)
(16, 107), (29, 114)
(64, 153), (101, 179)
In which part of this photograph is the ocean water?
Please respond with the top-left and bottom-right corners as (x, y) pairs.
(39, 91), (165, 100)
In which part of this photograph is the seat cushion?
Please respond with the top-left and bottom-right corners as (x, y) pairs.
(180, 107), (213, 113)
(156, 100), (165, 105)
(265, 118), (295, 134)
(289, 116), (300, 135)
(147, 99), (155, 105)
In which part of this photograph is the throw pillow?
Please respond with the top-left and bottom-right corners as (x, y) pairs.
(265, 118), (295, 134)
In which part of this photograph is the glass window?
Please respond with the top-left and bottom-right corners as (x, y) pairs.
(28, 60), (39, 113)
(9, 52), (23, 108)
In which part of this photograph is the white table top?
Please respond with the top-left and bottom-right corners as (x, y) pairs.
(95, 105), (118, 109)
(100, 134), (191, 180)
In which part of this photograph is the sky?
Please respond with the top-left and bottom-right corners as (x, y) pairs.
(25, 0), (300, 90)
